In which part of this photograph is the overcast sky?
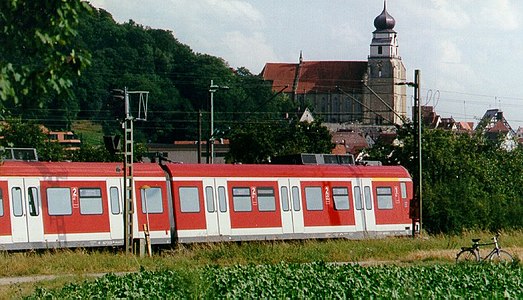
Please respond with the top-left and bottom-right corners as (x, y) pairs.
(88, 0), (523, 129)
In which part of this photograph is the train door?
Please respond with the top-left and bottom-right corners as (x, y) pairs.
(214, 178), (231, 236)
(353, 178), (376, 234)
(8, 178), (44, 244)
(106, 178), (123, 241)
(289, 179), (304, 234)
(277, 179), (293, 234)
(203, 178), (219, 236)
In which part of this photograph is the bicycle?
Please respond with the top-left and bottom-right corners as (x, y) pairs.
(455, 235), (513, 264)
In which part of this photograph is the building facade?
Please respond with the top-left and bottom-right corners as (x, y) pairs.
(261, 1), (407, 126)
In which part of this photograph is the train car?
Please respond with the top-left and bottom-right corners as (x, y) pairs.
(0, 161), (171, 250)
(162, 163), (413, 243)
(0, 160), (413, 250)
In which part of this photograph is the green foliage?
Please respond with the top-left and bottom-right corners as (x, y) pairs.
(2, 2), (281, 144)
(70, 7), (285, 143)
(0, 119), (65, 161)
(226, 119), (334, 163)
(29, 262), (523, 299)
(0, 0), (91, 110)
(0, 119), (149, 162)
(29, 268), (194, 299)
(368, 123), (523, 234)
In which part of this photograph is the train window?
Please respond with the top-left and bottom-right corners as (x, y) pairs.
(141, 187), (163, 214)
(232, 187), (252, 212)
(110, 187), (120, 215)
(400, 182), (407, 199)
(47, 187), (72, 215)
(376, 187), (393, 209)
(0, 189), (3, 216)
(354, 186), (362, 210)
(291, 186), (300, 211)
(205, 186), (215, 213)
(280, 186), (290, 212)
(179, 187), (200, 213)
(333, 187), (350, 210)
(257, 187), (276, 212)
(305, 187), (323, 211)
(79, 188), (103, 215)
(218, 186), (227, 212)
(28, 187), (40, 216)
(12, 187), (23, 217)
(364, 186), (372, 210)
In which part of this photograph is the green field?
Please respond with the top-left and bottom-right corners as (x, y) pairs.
(1, 232), (521, 299)
(28, 262), (523, 299)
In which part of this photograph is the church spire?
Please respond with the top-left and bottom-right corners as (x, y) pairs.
(374, 0), (396, 31)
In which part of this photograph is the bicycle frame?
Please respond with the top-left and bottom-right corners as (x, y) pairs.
(457, 235), (511, 263)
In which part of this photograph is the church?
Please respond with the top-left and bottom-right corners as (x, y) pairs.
(261, 1), (407, 126)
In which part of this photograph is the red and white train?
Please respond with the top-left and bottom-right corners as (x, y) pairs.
(0, 160), (414, 250)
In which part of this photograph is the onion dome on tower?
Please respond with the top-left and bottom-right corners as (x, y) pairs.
(373, 1), (396, 31)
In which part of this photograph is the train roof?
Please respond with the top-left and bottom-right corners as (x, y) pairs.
(0, 161), (164, 177)
(163, 163), (411, 179)
(0, 161), (412, 180)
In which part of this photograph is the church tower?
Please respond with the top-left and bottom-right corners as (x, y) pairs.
(365, 1), (407, 125)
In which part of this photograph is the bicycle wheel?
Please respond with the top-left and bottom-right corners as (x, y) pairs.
(488, 250), (513, 264)
(456, 249), (480, 263)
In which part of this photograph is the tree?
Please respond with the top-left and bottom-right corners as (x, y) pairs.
(0, 119), (64, 161)
(367, 123), (523, 234)
(226, 118), (334, 164)
(0, 1), (91, 110)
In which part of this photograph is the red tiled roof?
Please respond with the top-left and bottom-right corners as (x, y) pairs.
(261, 61), (367, 94)
(488, 121), (509, 133)
(331, 131), (368, 154)
(456, 121), (473, 131)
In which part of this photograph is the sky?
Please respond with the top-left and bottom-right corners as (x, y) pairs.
(88, 0), (523, 129)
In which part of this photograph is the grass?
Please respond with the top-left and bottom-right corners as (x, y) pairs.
(1, 231), (522, 299)
(72, 120), (104, 146)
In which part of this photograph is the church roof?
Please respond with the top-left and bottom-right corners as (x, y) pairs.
(261, 61), (367, 94)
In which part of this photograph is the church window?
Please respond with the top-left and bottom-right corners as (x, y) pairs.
(378, 46), (383, 55)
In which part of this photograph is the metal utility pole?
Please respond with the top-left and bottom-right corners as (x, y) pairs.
(123, 87), (134, 254)
(207, 80), (228, 164)
(197, 110), (202, 163)
(209, 80), (217, 164)
(414, 69), (422, 237)
(397, 69), (422, 237)
(117, 88), (149, 254)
